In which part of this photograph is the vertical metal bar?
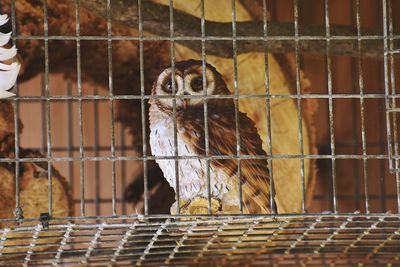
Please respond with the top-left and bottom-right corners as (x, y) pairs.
(110, 221), (138, 264)
(350, 1), (361, 212)
(247, 220), (289, 266)
(331, 219), (382, 265)
(22, 224), (43, 267)
(42, 0), (53, 217)
(138, 0), (148, 215)
(93, 88), (101, 215)
(81, 223), (105, 264)
(164, 222), (197, 265)
(226, 219), (260, 258)
(387, 0), (400, 212)
(0, 228), (11, 256)
(66, 81), (75, 196)
(53, 223), (74, 265)
(355, 0), (370, 214)
(301, 218), (351, 265)
(200, 0), (212, 214)
(377, 0), (387, 213)
(11, 0), (23, 221)
(262, 0), (276, 214)
(364, 226), (400, 261)
(382, 0), (397, 211)
(382, 0), (394, 170)
(135, 219), (170, 266)
(231, 0), (243, 214)
(325, 0), (338, 212)
(169, 0), (180, 215)
(120, 126), (127, 215)
(194, 222), (228, 264)
(106, 0), (117, 216)
(41, 74), (47, 154)
(277, 217), (322, 262)
(293, 0), (306, 213)
(75, 0), (86, 216)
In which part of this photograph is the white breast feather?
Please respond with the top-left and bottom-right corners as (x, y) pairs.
(149, 108), (236, 203)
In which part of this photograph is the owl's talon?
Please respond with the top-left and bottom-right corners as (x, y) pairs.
(185, 197), (220, 214)
(172, 197), (221, 215)
(170, 200), (189, 215)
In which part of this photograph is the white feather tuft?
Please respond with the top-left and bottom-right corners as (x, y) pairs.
(0, 13), (20, 98)
(0, 89), (15, 98)
(0, 14), (9, 26)
(0, 45), (17, 61)
(0, 32), (12, 46)
(0, 62), (20, 93)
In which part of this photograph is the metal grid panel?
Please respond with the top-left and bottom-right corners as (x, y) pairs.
(1, 215), (400, 266)
(0, 0), (400, 265)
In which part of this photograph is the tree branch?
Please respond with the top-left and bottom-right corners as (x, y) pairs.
(81, 0), (397, 59)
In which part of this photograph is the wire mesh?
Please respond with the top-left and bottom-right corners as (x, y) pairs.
(1, 215), (400, 266)
(0, 0), (399, 265)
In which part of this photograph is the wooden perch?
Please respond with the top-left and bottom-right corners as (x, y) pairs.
(81, 0), (397, 59)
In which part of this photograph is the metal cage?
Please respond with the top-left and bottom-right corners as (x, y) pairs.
(0, 0), (400, 266)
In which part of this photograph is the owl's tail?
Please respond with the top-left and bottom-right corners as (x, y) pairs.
(240, 159), (274, 214)
(242, 183), (272, 214)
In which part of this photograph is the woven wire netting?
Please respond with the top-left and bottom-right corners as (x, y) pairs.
(1, 215), (400, 266)
(0, 0), (400, 265)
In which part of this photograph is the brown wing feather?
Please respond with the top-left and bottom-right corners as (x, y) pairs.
(178, 107), (272, 214)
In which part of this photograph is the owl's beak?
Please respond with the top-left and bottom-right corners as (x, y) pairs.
(183, 99), (189, 109)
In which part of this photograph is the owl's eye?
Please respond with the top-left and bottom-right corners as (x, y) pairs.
(163, 79), (176, 93)
(191, 77), (204, 92)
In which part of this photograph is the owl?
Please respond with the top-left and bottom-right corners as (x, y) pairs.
(149, 59), (273, 214)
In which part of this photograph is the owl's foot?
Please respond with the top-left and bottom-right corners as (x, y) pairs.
(170, 197), (221, 215)
(170, 200), (189, 215)
(184, 197), (221, 214)
(186, 197), (221, 214)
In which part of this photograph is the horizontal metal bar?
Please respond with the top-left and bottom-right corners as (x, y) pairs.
(0, 154), (391, 163)
(11, 34), (400, 41)
(0, 213), (399, 226)
(10, 93), (395, 101)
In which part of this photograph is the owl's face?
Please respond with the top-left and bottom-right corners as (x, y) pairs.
(151, 60), (230, 111)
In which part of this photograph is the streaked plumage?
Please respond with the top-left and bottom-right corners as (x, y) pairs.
(149, 60), (272, 214)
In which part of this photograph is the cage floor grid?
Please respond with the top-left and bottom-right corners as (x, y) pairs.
(1, 214), (400, 266)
